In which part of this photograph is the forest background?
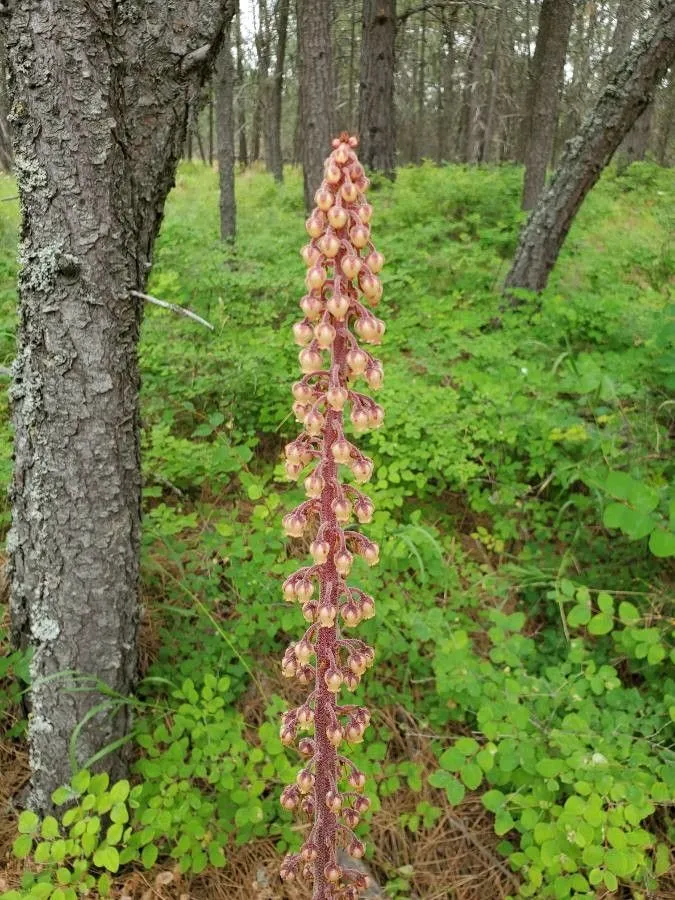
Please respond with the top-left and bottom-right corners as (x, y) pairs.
(0, 1), (673, 899)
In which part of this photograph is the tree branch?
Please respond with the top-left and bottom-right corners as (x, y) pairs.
(130, 290), (214, 330)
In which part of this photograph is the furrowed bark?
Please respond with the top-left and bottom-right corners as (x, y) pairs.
(358, 0), (396, 178)
(216, 21), (237, 241)
(6, 0), (236, 812)
(505, 2), (675, 293)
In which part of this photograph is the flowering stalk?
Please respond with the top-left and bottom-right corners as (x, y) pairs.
(279, 133), (385, 900)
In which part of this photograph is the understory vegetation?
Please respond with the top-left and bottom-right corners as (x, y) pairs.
(0, 161), (673, 899)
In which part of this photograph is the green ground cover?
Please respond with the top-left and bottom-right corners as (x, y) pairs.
(0, 161), (673, 899)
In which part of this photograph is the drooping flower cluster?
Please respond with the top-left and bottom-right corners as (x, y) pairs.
(279, 134), (385, 900)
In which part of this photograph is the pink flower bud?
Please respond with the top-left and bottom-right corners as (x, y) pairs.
(306, 265), (327, 292)
(300, 294), (323, 320)
(326, 724), (343, 747)
(341, 601), (361, 627)
(296, 769), (315, 794)
(349, 224), (370, 249)
(325, 789), (342, 813)
(292, 381), (314, 403)
(348, 652), (366, 675)
(296, 579), (314, 602)
(302, 601), (317, 622)
(341, 254), (362, 280)
(348, 838), (365, 859)
(362, 273), (383, 304)
(358, 202), (373, 224)
(300, 795), (315, 816)
(334, 550), (353, 576)
(306, 212), (326, 238)
(318, 604), (336, 627)
(344, 672), (360, 692)
(315, 321), (336, 348)
(297, 703), (314, 724)
(326, 293), (350, 319)
(280, 786), (300, 810)
(346, 348), (368, 375)
(352, 458), (373, 483)
(301, 842), (318, 862)
(341, 181), (358, 203)
(333, 498), (352, 523)
(365, 250), (384, 273)
(310, 539), (330, 564)
(282, 512), (306, 538)
(304, 408), (324, 435)
(360, 596), (376, 619)
(315, 187), (334, 210)
(327, 205), (348, 229)
(331, 438), (352, 464)
(279, 724), (296, 746)
(285, 461), (302, 480)
(365, 363), (384, 389)
(324, 164), (341, 185)
(349, 770), (367, 791)
(368, 405), (384, 428)
(355, 316), (379, 343)
(291, 401), (309, 423)
(350, 407), (370, 432)
(354, 497), (375, 523)
(324, 668), (343, 693)
(282, 580), (297, 602)
(362, 542), (380, 566)
(346, 721), (363, 742)
(300, 243), (321, 267)
(295, 640), (313, 664)
(304, 471), (324, 498)
(299, 348), (323, 374)
(285, 441), (303, 463)
(319, 233), (341, 259)
(281, 658), (297, 678)
(363, 647), (375, 667)
(293, 321), (313, 346)
(334, 143), (350, 165)
(326, 385), (348, 410)
(325, 864), (342, 884)
(298, 737), (314, 756)
(354, 795), (370, 814)
(343, 808), (360, 828)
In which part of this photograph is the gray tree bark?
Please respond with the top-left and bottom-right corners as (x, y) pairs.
(359, 0), (396, 177)
(461, 9), (486, 164)
(297, 0), (335, 210)
(217, 23), (237, 241)
(520, 0), (575, 210)
(266, 0), (290, 182)
(5, 0), (235, 812)
(482, 0), (509, 163)
(235, 9), (249, 168)
(0, 31), (12, 171)
(505, 2), (675, 293)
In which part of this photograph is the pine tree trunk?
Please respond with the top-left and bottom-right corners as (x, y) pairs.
(520, 0), (574, 210)
(6, 0), (235, 812)
(437, 7), (457, 162)
(267, 0), (290, 182)
(235, 10), (249, 167)
(359, 0), (396, 177)
(461, 10), (486, 164)
(505, 3), (675, 293)
(297, 0), (335, 210)
(412, 9), (427, 164)
(216, 24), (237, 241)
(482, 0), (508, 163)
(0, 31), (12, 171)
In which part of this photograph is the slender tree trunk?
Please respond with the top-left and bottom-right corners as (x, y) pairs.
(412, 9), (427, 164)
(359, 0), (396, 177)
(297, 0), (335, 210)
(437, 7), (457, 162)
(505, 3), (675, 292)
(348, 0), (358, 130)
(216, 23), (237, 241)
(267, 0), (290, 182)
(655, 69), (675, 164)
(6, 0), (235, 812)
(461, 10), (486, 164)
(235, 9), (249, 167)
(208, 91), (215, 166)
(0, 31), (12, 171)
(482, 0), (509, 163)
(520, 0), (574, 209)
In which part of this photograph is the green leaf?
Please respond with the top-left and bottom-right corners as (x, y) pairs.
(12, 834), (32, 859)
(482, 790), (505, 813)
(649, 528), (675, 558)
(460, 763), (483, 790)
(98, 873), (112, 897)
(588, 613), (613, 635)
(618, 601), (640, 625)
(494, 809), (514, 836)
(438, 747), (464, 771)
(568, 604), (591, 627)
(142, 843), (158, 869)
(109, 780), (130, 804)
(93, 845), (120, 873)
(208, 842), (226, 867)
(428, 770), (465, 805)
(41, 816), (60, 839)
(18, 810), (39, 834)
(536, 758), (564, 778)
(71, 770), (91, 794)
(51, 787), (71, 806)
(454, 737), (479, 756)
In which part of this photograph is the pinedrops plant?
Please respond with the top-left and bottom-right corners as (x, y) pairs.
(278, 133), (386, 900)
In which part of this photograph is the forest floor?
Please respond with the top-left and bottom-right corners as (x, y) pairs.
(0, 162), (673, 899)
